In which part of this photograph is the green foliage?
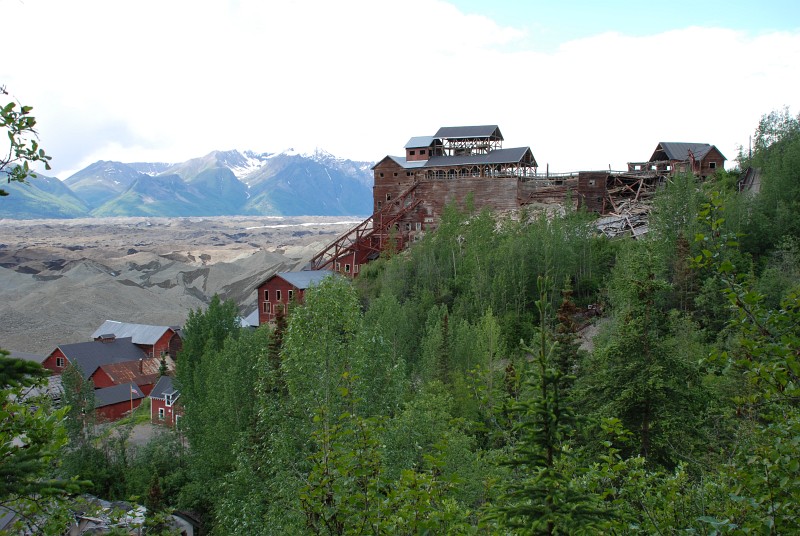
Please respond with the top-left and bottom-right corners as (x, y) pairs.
(300, 378), (385, 535)
(691, 189), (800, 532)
(577, 240), (710, 467)
(0, 86), (52, 196)
(0, 349), (87, 531)
(60, 362), (95, 443)
(176, 298), (259, 519)
(301, 375), (474, 535)
(739, 108), (800, 257)
(124, 431), (188, 508)
(282, 276), (362, 415)
(486, 277), (610, 535)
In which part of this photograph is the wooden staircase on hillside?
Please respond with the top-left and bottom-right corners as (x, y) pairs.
(308, 181), (421, 274)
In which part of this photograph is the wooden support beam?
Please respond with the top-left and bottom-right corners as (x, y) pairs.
(634, 179), (643, 201)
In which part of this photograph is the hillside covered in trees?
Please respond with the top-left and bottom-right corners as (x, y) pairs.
(4, 109), (800, 535)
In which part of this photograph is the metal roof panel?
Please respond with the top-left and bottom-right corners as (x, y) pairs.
(423, 147), (536, 167)
(434, 125), (503, 140)
(150, 375), (177, 399)
(278, 269), (337, 289)
(57, 338), (147, 379)
(95, 382), (145, 407)
(404, 136), (436, 149)
(91, 320), (176, 345)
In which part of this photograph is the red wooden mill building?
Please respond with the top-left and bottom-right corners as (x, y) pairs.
(255, 126), (727, 326)
(308, 125), (549, 277)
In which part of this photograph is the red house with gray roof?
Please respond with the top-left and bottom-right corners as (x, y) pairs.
(256, 270), (336, 325)
(91, 320), (183, 359)
(150, 375), (183, 427)
(95, 382), (145, 422)
(42, 337), (147, 378)
(628, 142), (726, 178)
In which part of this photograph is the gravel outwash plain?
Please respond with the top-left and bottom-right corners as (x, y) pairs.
(0, 216), (362, 355)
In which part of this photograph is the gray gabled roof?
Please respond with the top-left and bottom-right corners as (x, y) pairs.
(395, 156), (427, 168)
(383, 155), (428, 169)
(91, 320), (178, 346)
(256, 269), (337, 291)
(57, 338), (146, 380)
(240, 309), (260, 328)
(150, 375), (178, 399)
(279, 270), (336, 289)
(650, 142), (726, 162)
(375, 148), (537, 171)
(95, 382), (145, 408)
(424, 147), (536, 168)
(434, 125), (503, 140)
(404, 136), (436, 149)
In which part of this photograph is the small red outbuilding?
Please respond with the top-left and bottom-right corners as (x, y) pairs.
(150, 375), (183, 428)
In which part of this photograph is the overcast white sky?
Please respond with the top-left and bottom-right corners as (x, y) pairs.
(2, 0), (799, 178)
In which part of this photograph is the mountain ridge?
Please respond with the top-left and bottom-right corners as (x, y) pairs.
(0, 149), (374, 219)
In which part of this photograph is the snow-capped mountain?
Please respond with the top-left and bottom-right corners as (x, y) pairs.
(0, 149), (375, 219)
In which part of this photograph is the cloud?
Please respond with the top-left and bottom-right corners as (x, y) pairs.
(1, 0), (798, 178)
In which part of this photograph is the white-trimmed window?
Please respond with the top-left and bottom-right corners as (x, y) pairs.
(263, 301), (270, 313)
(158, 407), (165, 420)
(354, 264), (360, 273)
(276, 290), (282, 302)
(264, 289), (269, 301)
(56, 357), (65, 368)
(165, 393), (177, 407)
(288, 289), (294, 301)
(345, 264), (351, 273)
(709, 162), (717, 169)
